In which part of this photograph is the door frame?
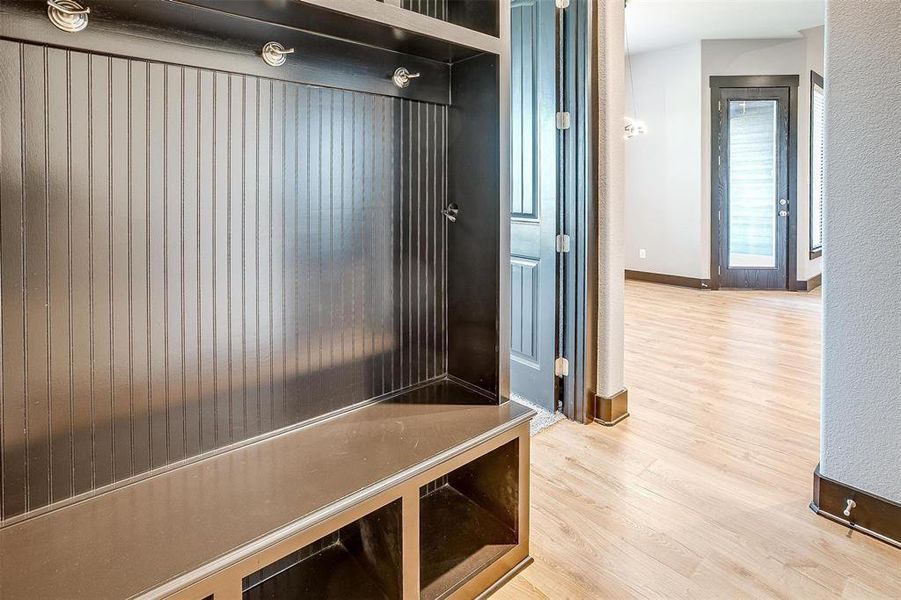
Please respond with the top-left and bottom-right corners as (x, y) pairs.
(709, 75), (800, 291)
(559, 0), (594, 422)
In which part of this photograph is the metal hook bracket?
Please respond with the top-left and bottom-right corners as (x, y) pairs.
(392, 67), (421, 89)
(261, 41), (295, 67)
(442, 203), (459, 223)
(47, 0), (90, 33)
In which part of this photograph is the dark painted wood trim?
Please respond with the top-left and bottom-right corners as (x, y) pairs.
(809, 70), (825, 260)
(625, 270), (710, 289)
(594, 388), (628, 427)
(709, 74), (801, 89)
(709, 75), (800, 291)
(811, 464), (901, 550)
(0, 0), (452, 104)
(795, 273), (822, 292)
(787, 78), (800, 291)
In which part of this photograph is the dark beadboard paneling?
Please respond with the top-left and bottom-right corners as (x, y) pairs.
(0, 40), (447, 520)
(402, 0), (449, 20)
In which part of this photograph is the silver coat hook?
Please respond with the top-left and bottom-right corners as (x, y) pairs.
(442, 203), (459, 223)
(261, 41), (295, 67)
(392, 67), (421, 89)
(47, 0), (90, 32)
(843, 498), (856, 518)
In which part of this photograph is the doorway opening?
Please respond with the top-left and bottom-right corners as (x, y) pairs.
(622, 1), (825, 292)
(507, 0), (590, 426)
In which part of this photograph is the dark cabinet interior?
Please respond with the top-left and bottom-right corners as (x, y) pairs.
(420, 439), (520, 600)
(391, 0), (500, 37)
(242, 499), (403, 600)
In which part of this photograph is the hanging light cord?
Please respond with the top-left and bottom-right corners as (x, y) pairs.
(625, 2), (639, 119)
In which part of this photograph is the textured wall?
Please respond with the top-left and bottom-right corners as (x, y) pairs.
(596, 0), (626, 398)
(0, 40), (448, 519)
(820, 1), (901, 502)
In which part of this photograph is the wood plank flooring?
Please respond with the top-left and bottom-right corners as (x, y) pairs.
(496, 281), (901, 599)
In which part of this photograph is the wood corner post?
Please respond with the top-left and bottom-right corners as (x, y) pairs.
(593, 388), (629, 426)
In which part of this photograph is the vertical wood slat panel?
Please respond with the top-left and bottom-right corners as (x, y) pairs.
(88, 54), (114, 489)
(129, 60), (152, 477)
(46, 48), (73, 503)
(0, 40), (446, 520)
(22, 43), (52, 512)
(0, 40), (28, 517)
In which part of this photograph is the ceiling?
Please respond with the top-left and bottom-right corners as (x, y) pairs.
(625, 0), (825, 55)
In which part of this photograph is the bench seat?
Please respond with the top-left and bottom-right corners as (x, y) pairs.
(0, 380), (533, 599)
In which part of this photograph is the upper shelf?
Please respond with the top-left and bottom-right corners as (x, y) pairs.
(0, 380), (533, 600)
(174, 0), (503, 62)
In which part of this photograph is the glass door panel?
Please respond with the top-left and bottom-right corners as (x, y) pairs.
(727, 100), (778, 269)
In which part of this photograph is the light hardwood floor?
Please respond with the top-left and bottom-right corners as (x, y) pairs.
(495, 281), (901, 599)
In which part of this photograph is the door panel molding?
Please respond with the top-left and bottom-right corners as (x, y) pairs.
(709, 75), (799, 290)
(511, 258), (541, 363)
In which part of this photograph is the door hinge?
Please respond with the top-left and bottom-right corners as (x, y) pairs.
(555, 0), (570, 8)
(555, 111), (571, 130)
(718, 265), (721, 276)
(554, 357), (570, 377)
(555, 233), (571, 253)
(718, 100), (722, 112)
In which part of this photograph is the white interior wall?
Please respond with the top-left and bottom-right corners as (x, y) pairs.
(820, 2), (901, 503)
(624, 43), (704, 278)
(624, 30), (825, 283)
(803, 25), (825, 278)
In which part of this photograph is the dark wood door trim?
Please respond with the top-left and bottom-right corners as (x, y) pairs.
(709, 75), (800, 291)
(809, 70), (825, 260)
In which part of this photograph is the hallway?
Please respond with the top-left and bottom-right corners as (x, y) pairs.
(496, 281), (901, 598)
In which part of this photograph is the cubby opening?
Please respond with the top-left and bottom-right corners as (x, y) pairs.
(419, 439), (519, 600)
(242, 500), (403, 600)
(393, 0), (500, 37)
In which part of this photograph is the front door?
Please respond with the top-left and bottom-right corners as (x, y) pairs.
(714, 86), (790, 289)
(509, 0), (557, 410)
